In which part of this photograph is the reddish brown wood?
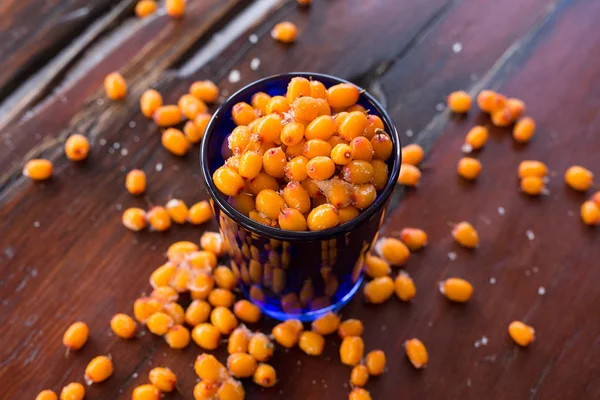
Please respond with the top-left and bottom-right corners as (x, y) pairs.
(1, 0), (600, 399)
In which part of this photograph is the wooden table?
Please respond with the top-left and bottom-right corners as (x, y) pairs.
(2, 0), (599, 398)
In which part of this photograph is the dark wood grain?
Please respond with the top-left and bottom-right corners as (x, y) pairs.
(2, 0), (600, 399)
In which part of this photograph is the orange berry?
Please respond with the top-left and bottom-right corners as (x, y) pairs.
(399, 228), (428, 251)
(477, 90), (506, 113)
(463, 126), (488, 152)
(513, 117), (536, 143)
(371, 130), (393, 161)
(228, 326), (251, 354)
(64, 134), (90, 161)
(213, 166), (245, 196)
(104, 72), (127, 100)
(340, 336), (364, 366)
(581, 201), (600, 225)
(307, 204), (339, 231)
(375, 237), (409, 266)
(271, 21), (298, 43)
(350, 365), (369, 388)
(232, 102), (259, 126)
(162, 128), (190, 156)
(521, 176), (546, 196)
(452, 221), (479, 248)
(227, 353), (257, 378)
(457, 157), (482, 180)
(208, 288), (235, 308)
(149, 367), (177, 392)
(439, 277), (473, 303)
(228, 193), (255, 216)
(256, 113), (284, 143)
(310, 80), (327, 98)
(292, 97), (320, 122)
(508, 321), (535, 347)
(23, 159), (53, 181)
(253, 363), (277, 388)
(363, 276), (394, 304)
(147, 206), (171, 231)
(233, 299), (261, 323)
(188, 200), (213, 224)
(154, 105), (182, 127)
(140, 89), (163, 117)
(166, 0), (186, 17)
(306, 156), (336, 180)
(299, 331), (326, 356)
(185, 300), (211, 326)
(266, 95), (290, 115)
(405, 338), (428, 368)
(338, 319), (364, 338)
(287, 77), (311, 103)
(370, 159), (389, 191)
(165, 324), (191, 349)
(365, 349), (386, 375)
(327, 83), (359, 109)
(133, 297), (162, 323)
(447, 90), (471, 113)
(506, 98), (526, 118)
(84, 355), (113, 384)
(194, 381), (220, 400)
(397, 164), (421, 186)
(518, 160), (548, 178)
(110, 313), (137, 339)
(36, 390), (57, 400)
(363, 254), (390, 278)
(210, 306), (238, 335)
(491, 107), (514, 127)
(351, 183), (376, 210)
(185, 113), (210, 143)
(272, 320), (302, 348)
(339, 111), (368, 141)
(350, 137), (374, 162)
(190, 80), (219, 103)
(255, 189), (286, 220)
(279, 208), (308, 231)
(146, 311), (174, 335)
(194, 353), (227, 382)
(342, 160), (374, 184)
(401, 144), (424, 166)
(331, 143), (354, 165)
(349, 388), (372, 400)
(252, 92), (272, 115)
(591, 191), (600, 206)
(364, 114), (384, 140)
(122, 207), (147, 231)
(248, 333), (274, 362)
(338, 205), (360, 224)
(192, 323), (221, 350)
(125, 169), (146, 195)
(63, 322), (88, 351)
(306, 115), (337, 140)
(60, 383), (85, 400)
(565, 165), (594, 192)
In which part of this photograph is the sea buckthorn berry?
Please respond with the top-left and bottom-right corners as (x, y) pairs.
(229, 327), (250, 354)
(395, 271), (416, 302)
(84, 355), (113, 384)
(166, 0), (186, 17)
(23, 159), (53, 181)
(324, 178), (353, 208)
(228, 126), (251, 155)
(282, 181), (311, 213)
(229, 194), (255, 216)
(255, 189), (286, 220)
(405, 338), (428, 369)
(214, 266), (236, 290)
(271, 21), (298, 43)
(266, 95), (290, 114)
(227, 353), (258, 378)
(399, 228), (428, 251)
(306, 156), (336, 180)
(338, 205), (360, 223)
(447, 90), (471, 113)
(284, 156), (308, 182)
(162, 128), (190, 156)
(232, 102), (259, 126)
(521, 176), (546, 196)
(135, 0), (157, 17)
(122, 207), (147, 231)
(163, 302), (185, 325)
(339, 111), (368, 141)
(249, 210), (277, 227)
(64, 134), (90, 161)
(513, 117), (536, 143)
(508, 321), (535, 347)
(363, 276), (394, 304)
(375, 237), (409, 266)
(371, 130), (393, 160)
(347, 104), (365, 113)
(397, 164), (421, 186)
(401, 144), (425, 166)
(194, 381), (219, 400)
(281, 122), (305, 146)
(350, 137), (374, 161)
(125, 169), (146, 195)
(518, 160), (548, 178)
(364, 114), (384, 140)
(178, 94), (207, 120)
(303, 139), (333, 159)
(299, 331), (326, 356)
(147, 206), (171, 231)
(147, 312), (174, 335)
(252, 92), (272, 115)
(133, 297), (161, 323)
(463, 126), (489, 152)
(172, 269), (192, 292)
(164, 199), (188, 224)
(213, 167), (245, 196)
(287, 77), (311, 103)
(36, 390), (57, 400)
(249, 172), (279, 195)
(312, 311), (341, 335)
(218, 379), (245, 400)
(327, 83), (359, 109)
(237, 151), (262, 180)
(310, 80), (327, 98)
(111, 313), (136, 339)
(253, 363), (277, 387)
(452, 221), (479, 248)
(565, 165), (593, 191)
(132, 384), (160, 400)
(60, 383), (85, 400)
(186, 113), (210, 143)
(195, 354), (227, 382)
(477, 90), (506, 113)
(211, 306), (238, 335)
(140, 89), (162, 118)
(506, 98), (526, 118)
(233, 299), (261, 323)
(581, 201), (600, 225)
(350, 365), (369, 388)
(104, 72), (127, 100)
(272, 321), (301, 348)
(189, 250), (219, 270)
(457, 157), (482, 180)
(63, 322), (88, 350)
(190, 80), (219, 103)
(188, 200), (213, 224)
(279, 208), (308, 231)
(591, 191), (600, 206)
(370, 159), (389, 191)
(185, 300), (211, 326)
(208, 288), (235, 308)
(149, 367), (176, 392)
(491, 107), (514, 127)
(165, 324), (191, 349)
(292, 97), (321, 122)
(338, 319), (364, 338)
(302, 178), (323, 198)
(363, 254), (391, 278)
(306, 115), (337, 140)
(440, 277), (473, 303)
(248, 333), (274, 362)
(351, 184), (376, 209)
(192, 323), (221, 350)
(151, 286), (178, 304)
(340, 336), (364, 366)
(366, 350), (386, 375)
(349, 388), (372, 400)
(256, 113), (284, 143)
(307, 204), (339, 231)
(286, 139), (306, 158)
(154, 105), (181, 127)
(342, 160), (375, 184)
(331, 143), (354, 165)
(317, 99), (332, 116)
(262, 147), (286, 178)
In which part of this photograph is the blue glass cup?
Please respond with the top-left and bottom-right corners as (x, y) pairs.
(201, 73), (401, 321)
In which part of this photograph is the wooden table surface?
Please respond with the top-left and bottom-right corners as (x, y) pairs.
(2, 0), (599, 399)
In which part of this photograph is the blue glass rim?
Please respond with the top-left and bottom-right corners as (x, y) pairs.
(200, 72), (402, 242)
